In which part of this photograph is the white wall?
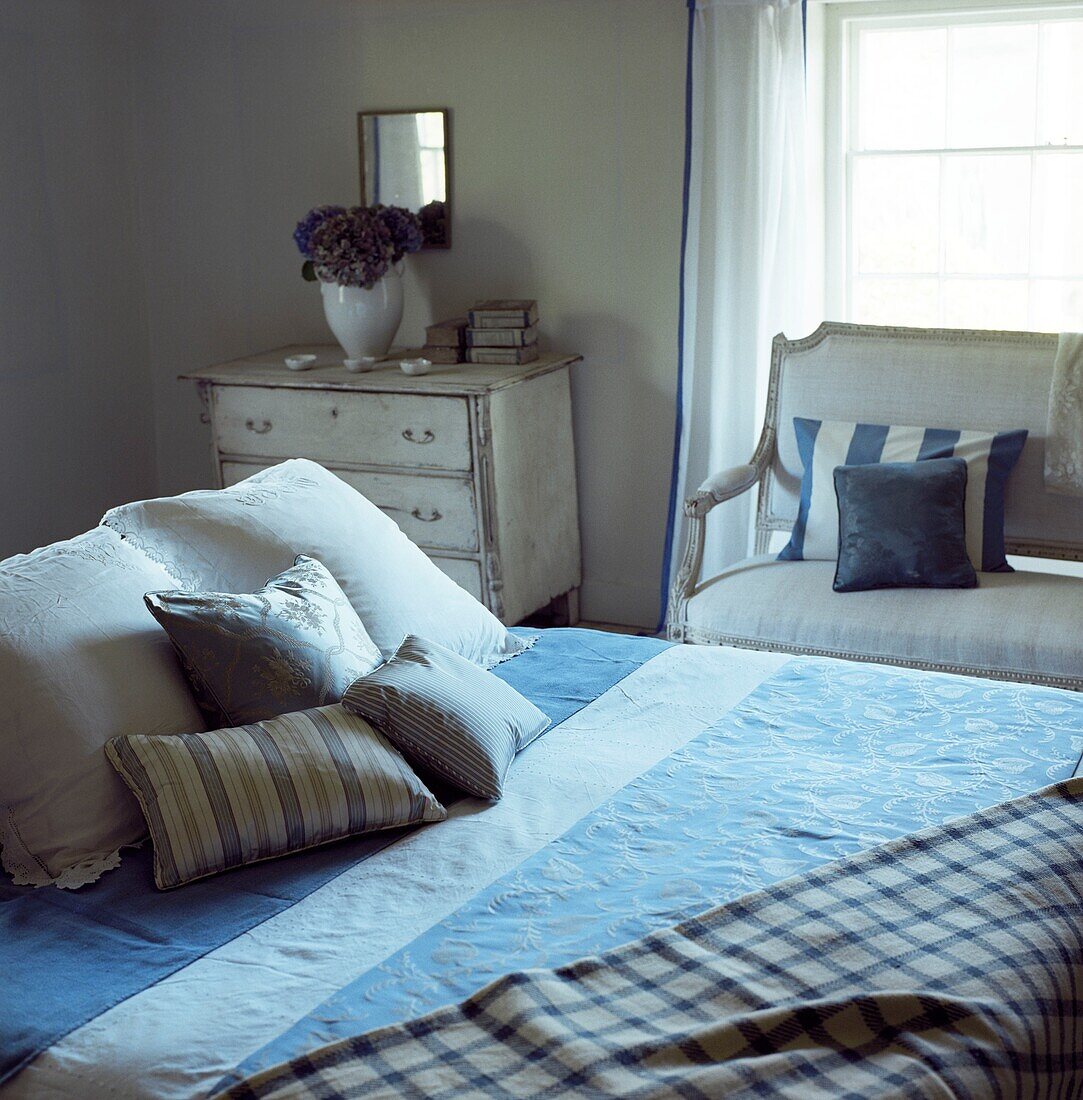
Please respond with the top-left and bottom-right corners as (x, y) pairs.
(131, 0), (687, 626)
(0, 1), (158, 557)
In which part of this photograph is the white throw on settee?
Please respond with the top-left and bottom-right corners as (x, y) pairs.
(667, 322), (1083, 691)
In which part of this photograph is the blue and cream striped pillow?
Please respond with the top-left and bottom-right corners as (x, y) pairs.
(106, 705), (445, 890)
(343, 635), (550, 801)
(778, 418), (1028, 572)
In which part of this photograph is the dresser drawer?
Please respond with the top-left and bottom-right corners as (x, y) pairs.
(213, 386), (472, 472)
(431, 556), (485, 603)
(221, 462), (480, 553)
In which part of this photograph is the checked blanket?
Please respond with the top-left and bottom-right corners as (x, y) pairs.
(225, 778), (1083, 1099)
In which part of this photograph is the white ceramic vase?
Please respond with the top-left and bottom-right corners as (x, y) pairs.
(320, 267), (404, 361)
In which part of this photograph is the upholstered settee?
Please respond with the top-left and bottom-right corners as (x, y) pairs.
(666, 322), (1083, 691)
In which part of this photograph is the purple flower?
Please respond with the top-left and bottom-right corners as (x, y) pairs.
(374, 205), (424, 262)
(295, 203), (424, 287)
(293, 205), (347, 259)
(306, 208), (390, 289)
(419, 200), (447, 247)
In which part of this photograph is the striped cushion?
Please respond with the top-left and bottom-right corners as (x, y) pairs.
(342, 636), (550, 801)
(106, 705), (445, 890)
(778, 418), (1028, 572)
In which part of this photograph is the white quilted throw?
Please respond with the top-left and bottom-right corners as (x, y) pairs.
(1045, 332), (1083, 496)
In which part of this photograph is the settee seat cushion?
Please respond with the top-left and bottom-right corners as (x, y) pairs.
(683, 556), (1083, 690)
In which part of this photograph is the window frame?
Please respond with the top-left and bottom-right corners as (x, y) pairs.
(811, 0), (1083, 326)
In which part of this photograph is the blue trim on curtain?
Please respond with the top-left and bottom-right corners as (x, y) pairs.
(656, 0), (697, 633)
(658, 0), (809, 628)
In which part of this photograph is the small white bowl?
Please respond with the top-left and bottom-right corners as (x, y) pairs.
(284, 354), (317, 371)
(399, 357), (432, 376)
(344, 357), (379, 373)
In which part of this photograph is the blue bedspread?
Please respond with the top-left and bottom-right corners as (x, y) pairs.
(225, 655), (1083, 1086)
(0, 627), (666, 1086)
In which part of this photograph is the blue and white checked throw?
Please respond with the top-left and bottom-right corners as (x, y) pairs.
(222, 776), (1083, 1099)
(778, 417), (1027, 571)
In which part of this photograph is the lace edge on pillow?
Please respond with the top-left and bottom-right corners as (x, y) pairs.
(98, 516), (196, 589)
(484, 631), (540, 669)
(1, 810), (128, 889)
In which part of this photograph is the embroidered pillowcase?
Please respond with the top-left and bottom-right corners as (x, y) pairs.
(778, 418), (1027, 572)
(145, 555), (382, 728)
(0, 529), (207, 889)
(832, 459), (978, 593)
(342, 635), (550, 800)
(102, 459), (533, 669)
(106, 705), (446, 890)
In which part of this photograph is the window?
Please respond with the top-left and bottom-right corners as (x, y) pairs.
(820, 0), (1083, 331)
(415, 111), (447, 208)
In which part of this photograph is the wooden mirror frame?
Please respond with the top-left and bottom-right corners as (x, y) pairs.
(357, 107), (451, 250)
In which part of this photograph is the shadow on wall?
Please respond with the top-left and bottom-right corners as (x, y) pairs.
(407, 217), (539, 335)
(230, 208), (670, 628)
(551, 310), (670, 627)
(410, 220), (671, 626)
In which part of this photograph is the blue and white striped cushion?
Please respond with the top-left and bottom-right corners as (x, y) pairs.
(342, 636), (550, 801)
(106, 705), (446, 890)
(778, 418), (1028, 572)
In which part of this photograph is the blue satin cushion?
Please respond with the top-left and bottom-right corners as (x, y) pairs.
(145, 555), (383, 726)
(832, 458), (978, 593)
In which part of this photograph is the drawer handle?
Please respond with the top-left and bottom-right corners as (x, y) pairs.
(402, 428), (435, 445)
(410, 508), (442, 523)
(245, 418), (273, 435)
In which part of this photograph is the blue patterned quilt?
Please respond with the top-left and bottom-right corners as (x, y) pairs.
(0, 627), (666, 1087)
(224, 655), (1083, 1086)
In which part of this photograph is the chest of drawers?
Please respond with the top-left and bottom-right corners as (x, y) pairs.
(183, 346), (583, 625)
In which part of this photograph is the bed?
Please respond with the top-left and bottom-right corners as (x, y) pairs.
(4, 626), (1082, 1099)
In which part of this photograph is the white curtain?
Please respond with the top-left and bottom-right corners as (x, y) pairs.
(665, 0), (811, 595)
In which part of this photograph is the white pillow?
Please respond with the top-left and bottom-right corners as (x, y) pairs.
(0, 528), (206, 888)
(101, 459), (532, 668)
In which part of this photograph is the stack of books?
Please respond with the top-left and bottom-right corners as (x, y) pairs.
(465, 300), (540, 365)
(422, 317), (468, 364)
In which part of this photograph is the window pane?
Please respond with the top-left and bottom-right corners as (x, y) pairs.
(853, 277), (940, 327)
(1039, 21), (1083, 146)
(943, 154), (1030, 275)
(941, 279), (1029, 329)
(853, 155), (939, 274)
(1030, 280), (1083, 331)
(857, 28), (946, 150)
(415, 112), (445, 148)
(419, 150), (445, 206)
(1032, 153), (1083, 277)
(946, 24), (1038, 148)
(842, 11), (1083, 334)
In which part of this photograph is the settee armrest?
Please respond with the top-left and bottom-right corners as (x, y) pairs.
(668, 460), (767, 638)
(684, 464), (760, 519)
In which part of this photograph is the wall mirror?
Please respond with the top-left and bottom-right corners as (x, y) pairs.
(358, 108), (450, 249)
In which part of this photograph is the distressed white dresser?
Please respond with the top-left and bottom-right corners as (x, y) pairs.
(183, 345), (583, 625)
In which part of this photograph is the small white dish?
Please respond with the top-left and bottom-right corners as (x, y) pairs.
(284, 354), (317, 371)
(344, 357), (379, 373)
(399, 357), (432, 376)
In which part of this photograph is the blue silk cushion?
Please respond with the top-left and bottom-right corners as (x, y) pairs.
(778, 418), (1027, 571)
(145, 555), (383, 727)
(832, 458), (978, 593)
